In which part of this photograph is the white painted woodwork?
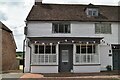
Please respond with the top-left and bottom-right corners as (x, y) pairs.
(73, 66), (100, 73)
(31, 66), (58, 73)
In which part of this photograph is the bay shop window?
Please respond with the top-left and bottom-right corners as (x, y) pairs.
(75, 44), (99, 64)
(32, 44), (57, 65)
(31, 43), (99, 65)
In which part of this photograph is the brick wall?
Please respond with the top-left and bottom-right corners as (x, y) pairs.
(0, 28), (2, 73)
(2, 29), (18, 71)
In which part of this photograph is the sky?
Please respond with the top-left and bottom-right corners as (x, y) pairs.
(0, 0), (120, 51)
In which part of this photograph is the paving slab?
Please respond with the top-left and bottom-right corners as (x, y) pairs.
(20, 73), (44, 78)
(2, 73), (24, 78)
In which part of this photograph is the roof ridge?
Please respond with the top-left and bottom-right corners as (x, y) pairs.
(35, 2), (119, 7)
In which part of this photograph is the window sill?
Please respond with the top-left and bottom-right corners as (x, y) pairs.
(31, 64), (58, 66)
(74, 63), (101, 66)
(52, 33), (71, 34)
(95, 33), (112, 34)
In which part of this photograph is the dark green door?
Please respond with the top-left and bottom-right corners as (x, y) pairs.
(113, 50), (120, 70)
(59, 44), (73, 72)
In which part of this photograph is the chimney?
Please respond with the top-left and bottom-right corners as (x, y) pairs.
(35, 0), (42, 5)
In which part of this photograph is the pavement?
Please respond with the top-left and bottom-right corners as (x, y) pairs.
(2, 73), (120, 79)
(1, 70), (120, 80)
(2, 73), (24, 78)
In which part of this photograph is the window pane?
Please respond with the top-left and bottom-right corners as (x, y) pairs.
(59, 24), (64, 33)
(101, 24), (105, 33)
(87, 55), (91, 63)
(76, 45), (80, 53)
(108, 24), (111, 33)
(68, 26), (70, 33)
(65, 24), (70, 33)
(93, 45), (96, 53)
(52, 45), (56, 53)
(52, 24), (55, 33)
(34, 45), (38, 54)
(81, 55), (86, 63)
(45, 45), (51, 53)
(95, 24), (101, 34)
(93, 10), (98, 16)
(45, 55), (49, 62)
(53, 55), (56, 62)
(103, 24), (107, 33)
(39, 45), (44, 54)
(95, 23), (111, 34)
(76, 55), (80, 63)
(87, 45), (92, 53)
(52, 23), (70, 33)
(105, 24), (111, 34)
(81, 45), (86, 53)
(53, 24), (59, 33)
(88, 10), (92, 16)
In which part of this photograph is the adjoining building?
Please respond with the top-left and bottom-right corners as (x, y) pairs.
(0, 21), (18, 72)
(24, 0), (120, 73)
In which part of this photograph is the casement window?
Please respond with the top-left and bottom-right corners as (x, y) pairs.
(34, 45), (56, 54)
(32, 44), (57, 65)
(52, 23), (70, 33)
(95, 23), (111, 34)
(86, 8), (98, 16)
(75, 44), (99, 63)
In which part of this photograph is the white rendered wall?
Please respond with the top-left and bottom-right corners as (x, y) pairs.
(56, 44), (59, 65)
(27, 21), (119, 44)
(31, 66), (58, 73)
(99, 45), (112, 71)
(73, 66), (100, 73)
(118, 23), (120, 44)
(95, 23), (118, 44)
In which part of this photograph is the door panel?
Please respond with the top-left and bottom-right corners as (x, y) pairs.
(62, 50), (69, 62)
(59, 44), (73, 72)
(113, 50), (120, 70)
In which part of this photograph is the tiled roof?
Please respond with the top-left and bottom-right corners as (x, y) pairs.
(26, 3), (119, 22)
(0, 21), (12, 33)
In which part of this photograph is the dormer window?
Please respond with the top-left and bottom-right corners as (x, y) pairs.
(86, 8), (98, 16)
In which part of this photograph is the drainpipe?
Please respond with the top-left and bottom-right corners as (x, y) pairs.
(23, 37), (26, 73)
(28, 41), (32, 72)
(23, 24), (27, 73)
(23, 21), (32, 73)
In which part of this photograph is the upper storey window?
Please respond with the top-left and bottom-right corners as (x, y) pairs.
(95, 23), (111, 34)
(86, 8), (98, 16)
(52, 23), (71, 33)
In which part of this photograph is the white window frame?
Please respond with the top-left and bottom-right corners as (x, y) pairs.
(87, 8), (98, 16)
(75, 44), (99, 64)
(52, 23), (71, 33)
(95, 23), (112, 34)
(32, 44), (57, 65)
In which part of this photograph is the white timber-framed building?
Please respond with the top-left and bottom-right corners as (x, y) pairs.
(24, 0), (120, 73)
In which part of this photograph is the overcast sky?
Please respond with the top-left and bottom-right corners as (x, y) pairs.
(0, 0), (120, 51)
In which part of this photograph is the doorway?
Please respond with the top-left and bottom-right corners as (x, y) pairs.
(59, 44), (73, 72)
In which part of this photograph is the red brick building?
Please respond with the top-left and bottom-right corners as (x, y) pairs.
(0, 21), (18, 72)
